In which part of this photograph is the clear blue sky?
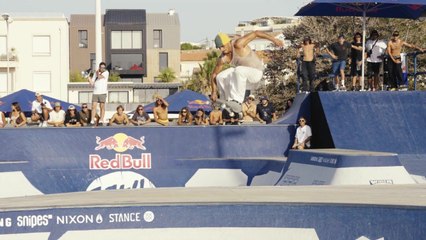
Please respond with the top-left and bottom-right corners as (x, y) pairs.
(0, 0), (308, 42)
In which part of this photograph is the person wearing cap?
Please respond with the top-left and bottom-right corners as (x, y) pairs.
(47, 102), (65, 127)
(87, 61), (109, 125)
(209, 103), (223, 125)
(79, 103), (100, 127)
(366, 30), (387, 91)
(298, 36), (318, 92)
(242, 94), (257, 122)
(153, 94), (169, 126)
(326, 35), (352, 91)
(64, 105), (81, 127)
(387, 30), (424, 91)
(210, 31), (283, 113)
(256, 96), (276, 124)
(31, 92), (52, 127)
(292, 117), (312, 150)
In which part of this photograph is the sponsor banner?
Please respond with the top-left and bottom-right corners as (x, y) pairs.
(0, 127), (291, 197)
(1, 204), (425, 239)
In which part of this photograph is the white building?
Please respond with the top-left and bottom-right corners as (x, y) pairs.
(0, 13), (69, 100)
(180, 50), (210, 80)
(235, 17), (300, 36)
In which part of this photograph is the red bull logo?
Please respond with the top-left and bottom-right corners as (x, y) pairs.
(89, 153), (151, 170)
(90, 133), (152, 170)
(187, 99), (210, 105)
(95, 133), (146, 152)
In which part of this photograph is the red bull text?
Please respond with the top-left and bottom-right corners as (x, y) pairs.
(89, 154), (151, 170)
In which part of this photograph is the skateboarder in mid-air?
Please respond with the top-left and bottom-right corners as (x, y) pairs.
(210, 31), (283, 113)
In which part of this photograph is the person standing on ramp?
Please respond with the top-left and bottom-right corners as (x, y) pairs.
(210, 31), (283, 113)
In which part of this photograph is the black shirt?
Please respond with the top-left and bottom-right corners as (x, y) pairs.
(222, 109), (239, 125)
(329, 41), (351, 61)
(256, 103), (276, 124)
(351, 42), (363, 61)
(65, 112), (80, 125)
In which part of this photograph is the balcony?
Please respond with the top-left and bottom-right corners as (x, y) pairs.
(0, 53), (18, 68)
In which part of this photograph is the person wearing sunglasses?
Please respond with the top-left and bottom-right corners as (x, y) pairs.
(9, 102), (27, 128)
(87, 62), (109, 125)
(131, 105), (150, 126)
(387, 31), (424, 91)
(177, 107), (193, 126)
(79, 103), (99, 126)
(292, 117), (312, 150)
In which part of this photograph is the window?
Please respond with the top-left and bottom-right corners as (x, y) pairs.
(90, 53), (96, 71)
(111, 31), (142, 49)
(33, 72), (51, 92)
(111, 54), (143, 71)
(159, 53), (168, 71)
(33, 36), (51, 56)
(0, 72), (7, 92)
(109, 91), (129, 103)
(78, 91), (92, 104)
(153, 30), (162, 48)
(133, 89), (169, 104)
(79, 30), (88, 48)
(0, 36), (6, 56)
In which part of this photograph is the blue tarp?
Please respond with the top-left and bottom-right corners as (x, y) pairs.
(0, 89), (80, 116)
(295, 0), (426, 19)
(143, 90), (212, 113)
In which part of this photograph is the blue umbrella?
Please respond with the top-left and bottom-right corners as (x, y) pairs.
(0, 89), (80, 117)
(129, 90), (212, 114)
(295, 0), (426, 89)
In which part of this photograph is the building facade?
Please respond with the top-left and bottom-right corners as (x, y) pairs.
(0, 13), (69, 100)
(68, 10), (181, 112)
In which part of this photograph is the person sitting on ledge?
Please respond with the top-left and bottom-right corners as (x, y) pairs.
(109, 105), (129, 126)
(292, 117), (312, 150)
(65, 105), (81, 127)
(177, 107), (193, 126)
(153, 95), (169, 126)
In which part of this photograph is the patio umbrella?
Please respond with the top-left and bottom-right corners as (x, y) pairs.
(295, 0), (426, 90)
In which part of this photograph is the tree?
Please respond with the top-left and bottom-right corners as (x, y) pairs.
(260, 16), (426, 114)
(157, 67), (176, 82)
(183, 50), (225, 94)
(181, 43), (202, 50)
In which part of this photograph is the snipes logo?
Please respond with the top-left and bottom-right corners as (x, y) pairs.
(95, 133), (146, 152)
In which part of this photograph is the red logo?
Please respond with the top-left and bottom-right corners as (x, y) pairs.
(89, 154), (152, 170)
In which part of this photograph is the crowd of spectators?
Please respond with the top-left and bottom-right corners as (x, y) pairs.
(0, 93), (282, 128)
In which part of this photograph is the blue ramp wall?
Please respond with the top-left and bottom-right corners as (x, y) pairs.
(316, 91), (426, 175)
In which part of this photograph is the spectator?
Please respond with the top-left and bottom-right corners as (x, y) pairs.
(366, 30), (387, 91)
(194, 108), (209, 126)
(79, 103), (99, 127)
(326, 35), (352, 91)
(177, 107), (193, 126)
(0, 111), (5, 128)
(222, 104), (239, 125)
(109, 105), (129, 126)
(387, 31), (424, 91)
(284, 99), (293, 113)
(88, 62), (108, 126)
(31, 92), (52, 127)
(153, 95), (169, 126)
(65, 105), (81, 127)
(48, 102), (65, 127)
(130, 105), (150, 126)
(292, 117), (312, 150)
(209, 103), (223, 125)
(242, 94), (257, 122)
(9, 102), (27, 128)
(298, 36), (317, 92)
(350, 32), (364, 91)
(256, 96), (276, 124)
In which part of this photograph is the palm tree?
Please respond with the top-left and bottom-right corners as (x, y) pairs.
(157, 67), (176, 82)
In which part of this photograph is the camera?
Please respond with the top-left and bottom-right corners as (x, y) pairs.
(367, 50), (373, 57)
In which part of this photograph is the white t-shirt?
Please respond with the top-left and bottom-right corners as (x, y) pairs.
(366, 39), (387, 63)
(93, 70), (109, 95)
(48, 110), (65, 123)
(31, 99), (52, 114)
(295, 125), (312, 148)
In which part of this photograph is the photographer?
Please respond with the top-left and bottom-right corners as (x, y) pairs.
(366, 30), (387, 91)
(87, 62), (109, 126)
(31, 92), (52, 127)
